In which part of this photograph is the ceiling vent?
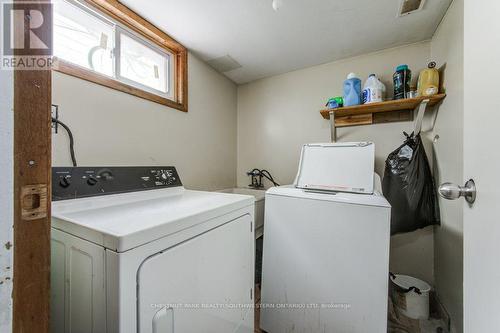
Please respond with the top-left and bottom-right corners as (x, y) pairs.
(206, 55), (242, 73)
(398, 0), (425, 16)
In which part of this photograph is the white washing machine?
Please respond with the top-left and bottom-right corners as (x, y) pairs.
(260, 175), (391, 333)
(50, 166), (255, 333)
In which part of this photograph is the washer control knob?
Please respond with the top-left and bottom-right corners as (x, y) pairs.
(160, 172), (168, 181)
(59, 176), (71, 188)
(98, 169), (114, 181)
(87, 176), (98, 186)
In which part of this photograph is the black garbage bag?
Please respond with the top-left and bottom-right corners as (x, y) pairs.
(383, 132), (440, 235)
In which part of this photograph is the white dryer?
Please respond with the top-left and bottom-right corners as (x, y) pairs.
(260, 175), (391, 333)
(51, 166), (255, 333)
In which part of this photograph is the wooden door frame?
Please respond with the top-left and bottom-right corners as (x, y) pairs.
(12, 0), (52, 331)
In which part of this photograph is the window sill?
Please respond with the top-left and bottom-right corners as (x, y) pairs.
(52, 58), (188, 112)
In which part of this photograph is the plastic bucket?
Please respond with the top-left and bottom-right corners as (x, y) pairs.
(390, 273), (431, 320)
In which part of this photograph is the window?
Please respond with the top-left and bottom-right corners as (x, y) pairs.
(54, 0), (114, 77)
(52, 0), (188, 111)
(117, 29), (171, 96)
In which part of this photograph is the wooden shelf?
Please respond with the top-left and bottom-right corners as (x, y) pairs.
(320, 94), (446, 127)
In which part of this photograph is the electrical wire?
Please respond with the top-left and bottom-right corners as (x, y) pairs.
(52, 118), (77, 167)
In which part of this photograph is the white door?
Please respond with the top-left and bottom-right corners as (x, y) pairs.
(51, 229), (106, 333)
(137, 215), (254, 333)
(463, 1), (500, 331)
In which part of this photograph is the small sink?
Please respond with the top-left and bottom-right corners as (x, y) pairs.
(216, 188), (265, 239)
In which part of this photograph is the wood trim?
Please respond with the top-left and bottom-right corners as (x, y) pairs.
(335, 114), (373, 127)
(86, 0), (185, 53)
(13, 1), (52, 331)
(53, 58), (187, 111)
(176, 50), (188, 109)
(53, 0), (188, 112)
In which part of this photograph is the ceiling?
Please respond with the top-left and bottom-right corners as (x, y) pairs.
(120, 0), (452, 84)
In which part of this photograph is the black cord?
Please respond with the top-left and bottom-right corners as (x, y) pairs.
(52, 118), (77, 167)
(260, 169), (280, 187)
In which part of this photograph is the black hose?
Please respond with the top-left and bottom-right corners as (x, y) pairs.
(260, 169), (280, 187)
(52, 118), (77, 167)
(247, 168), (280, 187)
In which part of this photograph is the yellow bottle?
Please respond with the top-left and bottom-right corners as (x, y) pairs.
(417, 62), (440, 96)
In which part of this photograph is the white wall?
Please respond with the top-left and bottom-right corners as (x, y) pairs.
(430, 0), (464, 332)
(237, 41), (435, 284)
(52, 53), (238, 191)
(0, 67), (14, 331)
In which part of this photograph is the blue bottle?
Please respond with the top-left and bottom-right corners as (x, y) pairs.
(343, 73), (362, 106)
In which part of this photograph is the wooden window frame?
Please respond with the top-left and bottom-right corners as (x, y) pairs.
(52, 0), (188, 112)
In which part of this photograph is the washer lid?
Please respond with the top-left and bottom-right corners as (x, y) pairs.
(294, 142), (375, 194)
(52, 187), (253, 252)
(266, 185), (390, 208)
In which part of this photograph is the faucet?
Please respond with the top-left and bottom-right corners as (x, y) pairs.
(246, 169), (280, 188)
(247, 169), (264, 188)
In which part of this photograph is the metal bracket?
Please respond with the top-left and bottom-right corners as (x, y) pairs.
(329, 111), (336, 143)
(20, 184), (48, 221)
(413, 99), (430, 134)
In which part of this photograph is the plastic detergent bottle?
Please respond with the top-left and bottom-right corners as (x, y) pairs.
(343, 73), (362, 106)
(393, 65), (411, 100)
(362, 74), (386, 104)
(417, 61), (440, 97)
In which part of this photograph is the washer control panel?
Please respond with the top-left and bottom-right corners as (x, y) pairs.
(52, 166), (182, 201)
